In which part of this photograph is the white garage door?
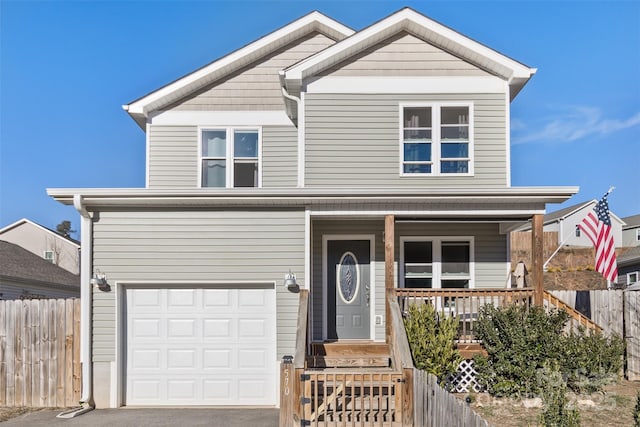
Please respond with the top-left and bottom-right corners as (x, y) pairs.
(125, 286), (277, 406)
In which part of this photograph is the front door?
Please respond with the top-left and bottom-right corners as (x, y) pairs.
(327, 240), (371, 340)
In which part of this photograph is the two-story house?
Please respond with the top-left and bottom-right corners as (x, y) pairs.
(48, 8), (577, 410)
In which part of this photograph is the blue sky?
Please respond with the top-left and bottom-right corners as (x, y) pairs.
(1, 0), (639, 238)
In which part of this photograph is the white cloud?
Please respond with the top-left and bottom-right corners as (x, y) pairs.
(512, 106), (640, 145)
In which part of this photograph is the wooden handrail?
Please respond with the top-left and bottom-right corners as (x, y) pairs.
(543, 290), (603, 333)
(387, 290), (414, 369)
(294, 289), (309, 369)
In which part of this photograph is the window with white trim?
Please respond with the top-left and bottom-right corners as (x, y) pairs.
(636, 229), (640, 241)
(400, 237), (473, 289)
(44, 250), (55, 263)
(628, 272), (638, 285)
(200, 128), (260, 188)
(401, 104), (471, 175)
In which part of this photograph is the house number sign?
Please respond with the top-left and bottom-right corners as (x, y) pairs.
(337, 251), (359, 304)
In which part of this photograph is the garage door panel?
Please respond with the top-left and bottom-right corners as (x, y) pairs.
(204, 289), (231, 306)
(203, 319), (232, 338)
(126, 286), (276, 406)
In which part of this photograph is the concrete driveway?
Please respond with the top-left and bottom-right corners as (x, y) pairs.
(1, 408), (279, 426)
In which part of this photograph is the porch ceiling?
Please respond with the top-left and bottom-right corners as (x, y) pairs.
(47, 187), (578, 216)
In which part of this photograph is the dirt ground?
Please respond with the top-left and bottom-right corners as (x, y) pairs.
(0, 407), (47, 422)
(462, 379), (640, 426)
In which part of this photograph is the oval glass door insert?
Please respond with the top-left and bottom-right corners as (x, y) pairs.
(337, 251), (360, 304)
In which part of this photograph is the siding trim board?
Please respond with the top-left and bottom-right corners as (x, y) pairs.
(306, 76), (505, 93)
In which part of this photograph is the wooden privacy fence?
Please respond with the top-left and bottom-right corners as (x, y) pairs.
(412, 369), (489, 427)
(0, 298), (81, 407)
(550, 290), (640, 381)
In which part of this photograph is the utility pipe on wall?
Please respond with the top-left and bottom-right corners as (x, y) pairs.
(58, 195), (95, 417)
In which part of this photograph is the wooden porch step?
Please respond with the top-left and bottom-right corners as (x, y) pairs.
(456, 342), (487, 359)
(308, 341), (391, 368)
(307, 355), (390, 368)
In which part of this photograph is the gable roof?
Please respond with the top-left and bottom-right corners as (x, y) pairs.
(123, 11), (354, 128)
(543, 200), (596, 224)
(0, 240), (80, 289)
(0, 218), (80, 246)
(622, 214), (640, 229)
(281, 7), (536, 99)
(618, 245), (640, 266)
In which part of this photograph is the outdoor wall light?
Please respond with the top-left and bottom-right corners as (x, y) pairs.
(284, 271), (299, 292)
(90, 270), (110, 291)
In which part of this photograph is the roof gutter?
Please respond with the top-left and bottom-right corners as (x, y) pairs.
(58, 195), (95, 418)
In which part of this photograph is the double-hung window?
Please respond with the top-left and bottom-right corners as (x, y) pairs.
(401, 104), (471, 175)
(400, 237), (473, 289)
(201, 128), (260, 188)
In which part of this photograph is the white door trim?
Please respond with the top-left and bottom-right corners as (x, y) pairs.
(115, 280), (276, 407)
(321, 234), (375, 341)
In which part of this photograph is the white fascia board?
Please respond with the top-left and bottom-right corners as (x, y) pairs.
(306, 76), (505, 94)
(148, 110), (293, 126)
(124, 12), (353, 117)
(46, 187), (579, 209)
(284, 8), (535, 84)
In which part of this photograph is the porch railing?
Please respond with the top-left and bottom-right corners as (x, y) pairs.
(393, 288), (534, 343)
(392, 288), (602, 343)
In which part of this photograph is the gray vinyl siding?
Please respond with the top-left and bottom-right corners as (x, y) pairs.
(310, 220), (506, 341)
(0, 281), (79, 299)
(169, 32), (335, 112)
(91, 209), (305, 362)
(262, 125), (298, 187)
(148, 124), (298, 189)
(148, 125), (199, 188)
(320, 32), (491, 77)
(305, 93), (507, 188)
(622, 227), (640, 247)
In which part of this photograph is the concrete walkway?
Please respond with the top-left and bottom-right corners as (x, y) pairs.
(1, 408), (279, 426)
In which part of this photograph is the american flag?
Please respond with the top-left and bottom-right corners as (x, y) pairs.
(578, 193), (618, 283)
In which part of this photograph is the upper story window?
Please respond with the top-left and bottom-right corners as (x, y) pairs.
(401, 104), (472, 176)
(201, 128), (261, 188)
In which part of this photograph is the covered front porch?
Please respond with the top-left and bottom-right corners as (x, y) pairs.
(307, 209), (548, 345)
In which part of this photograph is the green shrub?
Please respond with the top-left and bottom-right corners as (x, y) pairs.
(473, 304), (624, 397)
(634, 391), (640, 427)
(561, 329), (624, 393)
(403, 302), (461, 381)
(473, 304), (568, 397)
(538, 361), (580, 427)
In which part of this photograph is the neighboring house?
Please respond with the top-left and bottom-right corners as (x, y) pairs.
(622, 214), (640, 247)
(618, 245), (640, 287)
(0, 240), (80, 299)
(517, 200), (625, 248)
(0, 218), (80, 274)
(48, 9), (577, 409)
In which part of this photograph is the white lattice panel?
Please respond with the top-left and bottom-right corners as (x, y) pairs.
(446, 359), (483, 393)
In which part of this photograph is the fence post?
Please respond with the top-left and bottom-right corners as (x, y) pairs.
(279, 356), (294, 427)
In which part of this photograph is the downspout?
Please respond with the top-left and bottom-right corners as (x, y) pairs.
(58, 195), (94, 417)
(280, 84), (304, 188)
